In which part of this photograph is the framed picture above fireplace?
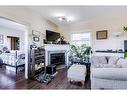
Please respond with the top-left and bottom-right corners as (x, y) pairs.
(96, 30), (108, 40)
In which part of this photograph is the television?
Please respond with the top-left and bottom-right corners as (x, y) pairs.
(124, 40), (127, 51)
(46, 30), (60, 41)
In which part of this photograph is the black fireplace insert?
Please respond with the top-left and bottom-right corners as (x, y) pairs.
(50, 53), (65, 66)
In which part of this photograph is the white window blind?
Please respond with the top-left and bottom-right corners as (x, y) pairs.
(71, 32), (90, 46)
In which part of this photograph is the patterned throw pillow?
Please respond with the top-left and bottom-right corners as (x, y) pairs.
(108, 56), (119, 64)
(91, 56), (108, 67)
(98, 56), (108, 64)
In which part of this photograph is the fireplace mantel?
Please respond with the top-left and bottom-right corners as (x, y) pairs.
(44, 44), (70, 66)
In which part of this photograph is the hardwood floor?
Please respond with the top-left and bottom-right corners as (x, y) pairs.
(0, 66), (90, 89)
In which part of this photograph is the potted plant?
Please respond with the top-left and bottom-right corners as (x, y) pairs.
(69, 44), (91, 63)
(123, 26), (127, 58)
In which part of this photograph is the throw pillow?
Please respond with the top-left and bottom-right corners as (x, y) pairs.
(108, 56), (119, 64)
(91, 56), (100, 65)
(117, 58), (127, 68)
(98, 56), (108, 64)
(91, 56), (107, 65)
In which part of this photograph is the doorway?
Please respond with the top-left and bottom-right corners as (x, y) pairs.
(0, 17), (28, 87)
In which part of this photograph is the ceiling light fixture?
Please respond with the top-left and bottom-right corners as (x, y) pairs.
(57, 16), (71, 22)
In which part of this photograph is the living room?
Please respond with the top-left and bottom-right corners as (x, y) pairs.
(1, 6), (127, 90)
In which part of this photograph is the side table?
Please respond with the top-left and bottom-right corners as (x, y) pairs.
(46, 64), (56, 75)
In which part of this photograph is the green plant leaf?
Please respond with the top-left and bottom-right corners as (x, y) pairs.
(69, 44), (91, 61)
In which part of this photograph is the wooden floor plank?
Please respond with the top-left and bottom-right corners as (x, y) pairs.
(0, 67), (90, 89)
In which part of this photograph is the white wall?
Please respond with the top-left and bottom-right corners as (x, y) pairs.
(0, 26), (25, 52)
(59, 15), (127, 52)
(0, 6), (58, 47)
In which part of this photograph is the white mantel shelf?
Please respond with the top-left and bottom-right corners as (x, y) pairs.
(44, 44), (70, 66)
(44, 44), (70, 50)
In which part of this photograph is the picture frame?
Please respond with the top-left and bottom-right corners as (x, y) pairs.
(96, 30), (108, 40)
(0, 34), (4, 44)
(33, 36), (39, 42)
(32, 30), (40, 37)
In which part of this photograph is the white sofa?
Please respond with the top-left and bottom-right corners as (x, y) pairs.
(91, 56), (127, 89)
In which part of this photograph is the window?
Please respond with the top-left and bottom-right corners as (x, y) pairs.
(71, 32), (91, 46)
(7, 36), (20, 50)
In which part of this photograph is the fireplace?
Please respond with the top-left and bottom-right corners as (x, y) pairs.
(48, 50), (67, 66)
(50, 53), (65, 66)
(45, 44), (69, 66)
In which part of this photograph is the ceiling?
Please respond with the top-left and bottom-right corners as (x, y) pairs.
(29, 6), (127, 26)
(0, 17), (27, 31)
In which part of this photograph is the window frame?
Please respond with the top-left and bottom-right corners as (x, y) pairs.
(71, 32), (91, 46)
